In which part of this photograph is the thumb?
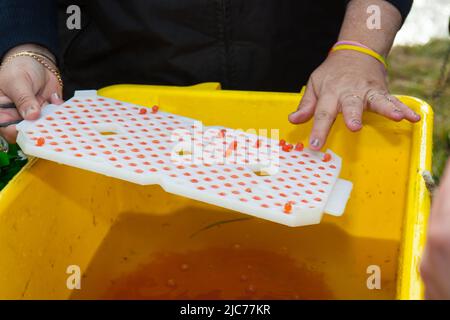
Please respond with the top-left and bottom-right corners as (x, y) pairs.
(3, 75), (41, 120)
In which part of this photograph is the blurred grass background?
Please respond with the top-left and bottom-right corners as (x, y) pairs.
(388, 39), (450, 181)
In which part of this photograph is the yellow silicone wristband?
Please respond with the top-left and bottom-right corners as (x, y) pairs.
(330, 44), (387, 69)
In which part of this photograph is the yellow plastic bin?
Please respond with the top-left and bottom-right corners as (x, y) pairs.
(0, 83), (433, 300)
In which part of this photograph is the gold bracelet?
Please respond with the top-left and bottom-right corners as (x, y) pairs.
(1, 51), (63, 89)
(11, 50), (57, 65)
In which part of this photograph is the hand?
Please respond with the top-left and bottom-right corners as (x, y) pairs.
(288, 50), (421, 151)
(0, 44), (64, 143)
(421, 160), (450, 299)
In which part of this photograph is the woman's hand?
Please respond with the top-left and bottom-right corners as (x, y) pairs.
(289, 49), (421, 151)
(421, 161), (450, 299)
(0, 44), (64, 143)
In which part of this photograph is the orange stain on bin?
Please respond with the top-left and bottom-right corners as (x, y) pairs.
(102, 248), (332, 300)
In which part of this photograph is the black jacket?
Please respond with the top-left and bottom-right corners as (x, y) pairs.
(0, 0), (413, 96)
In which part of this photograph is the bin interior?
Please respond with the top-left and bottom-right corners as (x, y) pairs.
(0, 83), (431, 299)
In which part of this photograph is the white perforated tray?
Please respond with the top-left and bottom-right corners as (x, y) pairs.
(16, 90), (353, 227)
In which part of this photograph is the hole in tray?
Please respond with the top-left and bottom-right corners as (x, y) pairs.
(100, 131), (118, 136)
(252, 170), (272, 177)
(177, 150), (192, 156)
(92, 124), (121, 136)
(247, 163), (279, 177)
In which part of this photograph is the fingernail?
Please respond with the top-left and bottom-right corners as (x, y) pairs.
(52, 92), (60, 100)
(352, 119), (362, 126)
(413, 112), (421, 120)
(310, 138), (320, 148)
(23, 106), (36, 117)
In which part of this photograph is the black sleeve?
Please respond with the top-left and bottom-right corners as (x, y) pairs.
(384, 0), (414, 22)
(0, 0), (59, 60)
